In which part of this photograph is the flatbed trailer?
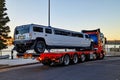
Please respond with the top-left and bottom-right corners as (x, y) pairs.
(17, 49), (105, 66)
(16, 29), (106, 66)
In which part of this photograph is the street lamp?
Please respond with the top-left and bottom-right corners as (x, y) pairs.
(48, 0), (51, 27)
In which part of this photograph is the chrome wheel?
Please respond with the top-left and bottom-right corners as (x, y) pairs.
(34, 41), (46, 53)
(73, 54), (78, 64)
(63, 55), (70, 66)
(80, 54), (86, 62)
(99, 53), (104, 59)
(93, 54), (97, 60)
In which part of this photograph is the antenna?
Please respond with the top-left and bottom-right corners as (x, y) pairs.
(48, 0), (51, 27)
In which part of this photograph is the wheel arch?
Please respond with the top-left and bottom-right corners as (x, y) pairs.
(35, 37), (47, 45)
(73, 53), (79, 59)
(64, 53), (70, 57)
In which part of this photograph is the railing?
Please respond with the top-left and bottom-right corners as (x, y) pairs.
(0, 49), (17, 59)
(106, 40), (120, 45)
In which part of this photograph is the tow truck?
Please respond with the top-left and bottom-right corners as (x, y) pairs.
(15, 29), (106, 66)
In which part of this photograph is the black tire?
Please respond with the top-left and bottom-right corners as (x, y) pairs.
(63, 55), (70, 66)
(34, 41), (46, 53)
(99, 53), (104, 60)
(16, 46), (26, 53)
(93, 53), (97, 60)
(73, 54), (78, 64)
(80, 54), (86, 62)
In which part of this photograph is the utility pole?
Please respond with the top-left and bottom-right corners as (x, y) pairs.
(48, 0), (51, 27)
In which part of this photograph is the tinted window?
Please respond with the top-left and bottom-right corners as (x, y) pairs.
(72, 33), (83, 38)
(33, 27), (43, 32)
(78, 33), (83, 38)
(54, 29), (70, 36)
(45, 28), (52, 34)
(15, 26), (29, 34)
(85, 35), (89, 38)
(62, 31), (70, 36)
(54, 29), (62, 35)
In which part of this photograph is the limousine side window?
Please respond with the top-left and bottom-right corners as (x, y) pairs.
(62, 31), (70, 36)
(72, 33), (83, 38)
(33, 27), (43, 32)
(45, 28), (52, 34)
(54, 29), (61, 35)
(54, 29), (70, 36)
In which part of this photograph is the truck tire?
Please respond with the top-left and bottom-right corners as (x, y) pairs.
(63, 55), (70, 66)
(73, 54), (78, 64)
(34, 41), (46, 53)
(93, 53), (97, 60)
(80, 54), (86, 62)
(16, 46), (26, 53)
(99, 53), (104, 60)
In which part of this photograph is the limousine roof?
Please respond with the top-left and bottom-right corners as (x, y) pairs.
(16, 24), (84, 34)
(16, 24), (48, 28)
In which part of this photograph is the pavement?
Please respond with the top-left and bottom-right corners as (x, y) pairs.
(0, 58), (39, 69)
(106, 52), (120, 57)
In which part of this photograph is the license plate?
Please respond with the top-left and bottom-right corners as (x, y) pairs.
(18, 36), (25, 39)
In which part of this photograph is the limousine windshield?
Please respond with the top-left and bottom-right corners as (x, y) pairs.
(15, 26), (30, 34)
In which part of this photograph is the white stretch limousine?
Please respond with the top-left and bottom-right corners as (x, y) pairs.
(13, 24), (93, 53)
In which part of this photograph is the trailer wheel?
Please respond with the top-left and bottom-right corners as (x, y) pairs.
(73, 54), (78, 64)
(99, 53), (104, 60)
(80, 54), (86, 62)
(93, 53), (97, 60)
(63, 55), (70, 66)
(34, 41), (46, 53)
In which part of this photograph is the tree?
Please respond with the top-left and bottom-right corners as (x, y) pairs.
(0, 0), (10, 50)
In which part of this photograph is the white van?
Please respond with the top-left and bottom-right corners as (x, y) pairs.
(13, 24), (93, 53)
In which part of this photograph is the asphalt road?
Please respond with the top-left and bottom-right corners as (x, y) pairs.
(0, 57), (120, 80)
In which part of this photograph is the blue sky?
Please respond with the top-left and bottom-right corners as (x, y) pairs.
(6, 0), (120, 40)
